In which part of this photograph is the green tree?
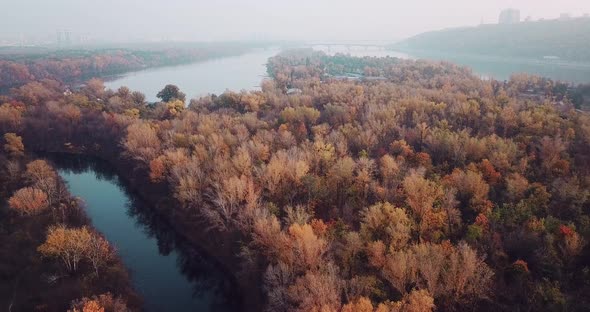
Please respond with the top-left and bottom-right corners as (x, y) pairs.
(157, 84), (186, 103)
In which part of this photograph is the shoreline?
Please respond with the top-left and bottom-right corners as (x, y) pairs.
(36, 149), (261, 312)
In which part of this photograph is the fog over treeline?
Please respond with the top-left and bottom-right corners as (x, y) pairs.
(2, 0), (590, 44)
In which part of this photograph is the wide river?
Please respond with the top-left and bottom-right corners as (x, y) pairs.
(104, 46), (590, 102)
(105, 48), (281, 102)
(50, 154), (239, 312)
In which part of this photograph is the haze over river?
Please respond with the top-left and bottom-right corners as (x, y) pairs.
(104, 46), (590, 103)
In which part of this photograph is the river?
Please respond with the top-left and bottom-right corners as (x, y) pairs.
(312, 45), (590, 84)
(104, 48), (280, 102)
(49, 154), (239, 312)
(103, 46), (590, 102)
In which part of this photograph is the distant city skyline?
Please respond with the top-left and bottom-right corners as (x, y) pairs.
(1, 0), (590, 45)
(499, 9), (521, 24)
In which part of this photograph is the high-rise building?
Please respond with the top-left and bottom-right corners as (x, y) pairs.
(499, 9), (521, 24)
(56, 29), (72, 47)
(56, 30), (62, 46)
(559, 13), (572, 21)
(64, 30), (71, 46)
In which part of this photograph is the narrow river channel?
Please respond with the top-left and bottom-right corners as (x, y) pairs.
(48, 154), (239, 312)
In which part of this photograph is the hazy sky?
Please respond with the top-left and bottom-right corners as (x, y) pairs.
(2, 0), (590, 43)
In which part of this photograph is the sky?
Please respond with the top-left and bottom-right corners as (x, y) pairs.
(1, 0), (590, 43)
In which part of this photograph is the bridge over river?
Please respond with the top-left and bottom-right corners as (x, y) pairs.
(301, 40), (396, 52)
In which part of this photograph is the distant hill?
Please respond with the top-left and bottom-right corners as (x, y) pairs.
(392, 18), (590, 63)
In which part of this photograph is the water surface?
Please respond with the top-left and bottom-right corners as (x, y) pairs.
(105, 48), (280, 102)
(51, 155), (238, 312)
(103, 45), (590, 105)
(395, 49), (590, 84)
(313, 45), (590, 84)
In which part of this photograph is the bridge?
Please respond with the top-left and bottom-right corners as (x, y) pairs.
(300, 40), (395, 52)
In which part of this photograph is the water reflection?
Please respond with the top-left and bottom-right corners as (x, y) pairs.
(45, 153), (240, 312)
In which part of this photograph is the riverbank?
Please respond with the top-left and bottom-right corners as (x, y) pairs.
(0, 150), (142, 311)
(0, 43), (265, 93)
(387, 47), (590, 84)
(48, 153), (243, 311)
(31, 147), (262, 312)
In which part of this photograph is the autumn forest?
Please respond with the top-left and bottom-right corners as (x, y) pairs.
(1, 47), (590, 312)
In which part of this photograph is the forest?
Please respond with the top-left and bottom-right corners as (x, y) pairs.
(392, 17), (590, 63)
(1, 50), (590, 311)
(0, 43), (256, 91)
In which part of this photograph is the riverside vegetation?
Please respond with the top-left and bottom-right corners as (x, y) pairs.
(1, 50), (590, 311)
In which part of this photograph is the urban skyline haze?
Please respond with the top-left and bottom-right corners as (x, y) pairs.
(1, 0), (590, 45)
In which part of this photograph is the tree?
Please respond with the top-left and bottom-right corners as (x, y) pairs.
(505, 173), (529, 201)
(87, 233), (114, 276)
(149, 156), (166, 182)
(122, 122), (161, 163)
(25, 159), (59, 206)
(287, 265), (343, 312)
(74, 300), (104, 312)
(327, 156), (356, 208)
(382, 249), (417, 295)
(360, 202), (412, 249)
(288, 223), (327, 270)
(443, 168), (492, 215)
(165, 99), (185, 118)
(391, 289), (436, 312)
(8, 187), (49, 216)
(252, 214), (291, 264)
(264, 261), (295, 312)
(0, 103), (23, 133)
(38, 225), (92, 272)
(68, 292), (129, 312)
(83, 78), (106, 99)
(342, 297), (374, 312)
(379, 154), (400, 188)
(3, 132), (24, 157)
(157, 84), (186, 103)
(403, 171), (443, 237)
(414, 243), (492, 304)
(538, 136), (568, 175)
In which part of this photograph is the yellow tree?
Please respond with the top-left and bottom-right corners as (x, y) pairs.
(0, 103), (23, 133)
(287, 265), (343, 312)
(342, 297), (374, 312)
(393, 289), (436, 312)
(360, 202), (412, 250)
(87, 234), (114, 277)
(8, 187), (49, 216)
(122, 122), (161, 163)
(74, 300), (104, 312)
(288, 223), (327, 270)
(38, 225), (92, 272)
(403, 171), (443, 239)
(68, 293), (128, 312)
(3, 132), (24, 157)
(25, 160), (58, 206)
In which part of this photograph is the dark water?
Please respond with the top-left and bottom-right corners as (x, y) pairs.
(48, 154), (239, 312)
